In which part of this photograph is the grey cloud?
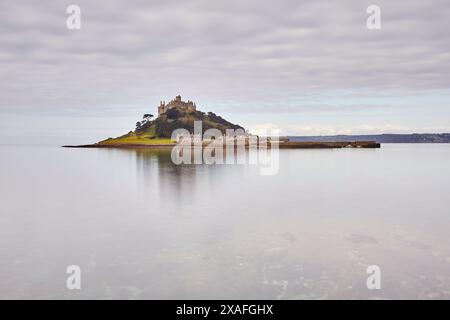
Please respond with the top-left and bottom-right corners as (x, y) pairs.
(0, 0), (449, 116)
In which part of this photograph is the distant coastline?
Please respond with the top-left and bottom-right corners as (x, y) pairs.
(288, 133), (450, 143)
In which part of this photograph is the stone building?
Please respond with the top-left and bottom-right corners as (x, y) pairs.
(158, 95), (196, 116)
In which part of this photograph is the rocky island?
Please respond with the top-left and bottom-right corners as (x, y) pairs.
(63, 95), (380, 149)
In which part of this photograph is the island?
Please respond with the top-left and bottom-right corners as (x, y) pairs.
(63, 95), (380, 149)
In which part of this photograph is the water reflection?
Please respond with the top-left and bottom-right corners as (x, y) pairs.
(1, 145), (450, 299)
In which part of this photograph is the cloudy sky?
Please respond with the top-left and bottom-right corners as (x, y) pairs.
(1, 0), (449, 143)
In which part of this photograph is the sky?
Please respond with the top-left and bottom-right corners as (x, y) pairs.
(1, 0), (450, 143)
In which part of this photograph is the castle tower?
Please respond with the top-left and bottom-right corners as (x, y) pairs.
(157, 95), (196, 117)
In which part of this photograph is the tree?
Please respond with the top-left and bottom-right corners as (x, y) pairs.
(136, 121), (142, 131)
(143, 114), (154, 122)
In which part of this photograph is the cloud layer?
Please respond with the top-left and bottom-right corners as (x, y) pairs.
(0, 0), (449, 136)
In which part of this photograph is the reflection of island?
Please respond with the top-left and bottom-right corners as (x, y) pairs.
(62, 95), (380, 149)
(129, 148), (241, 207)
(134, 149), (195, 202)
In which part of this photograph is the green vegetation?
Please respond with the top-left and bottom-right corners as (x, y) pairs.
(151, 110), (244, 138)
(98, 131), (174, 146)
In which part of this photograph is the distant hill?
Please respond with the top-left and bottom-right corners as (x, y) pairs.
(98, 96), (244, 146)
(288, 133), (450, 143)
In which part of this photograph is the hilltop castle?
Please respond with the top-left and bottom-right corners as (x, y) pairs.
(158, 95), (196, 116)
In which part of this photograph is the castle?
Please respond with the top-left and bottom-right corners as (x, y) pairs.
(158, 95), (196, 116)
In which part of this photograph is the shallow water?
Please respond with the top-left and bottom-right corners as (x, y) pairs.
(1, 144), (450, 299)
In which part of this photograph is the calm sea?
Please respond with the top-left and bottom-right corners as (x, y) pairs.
(1, 144), (450, 299)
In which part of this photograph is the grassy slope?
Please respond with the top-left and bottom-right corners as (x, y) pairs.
(99, 135), (174, 145)
(98, 126), (175, 145)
